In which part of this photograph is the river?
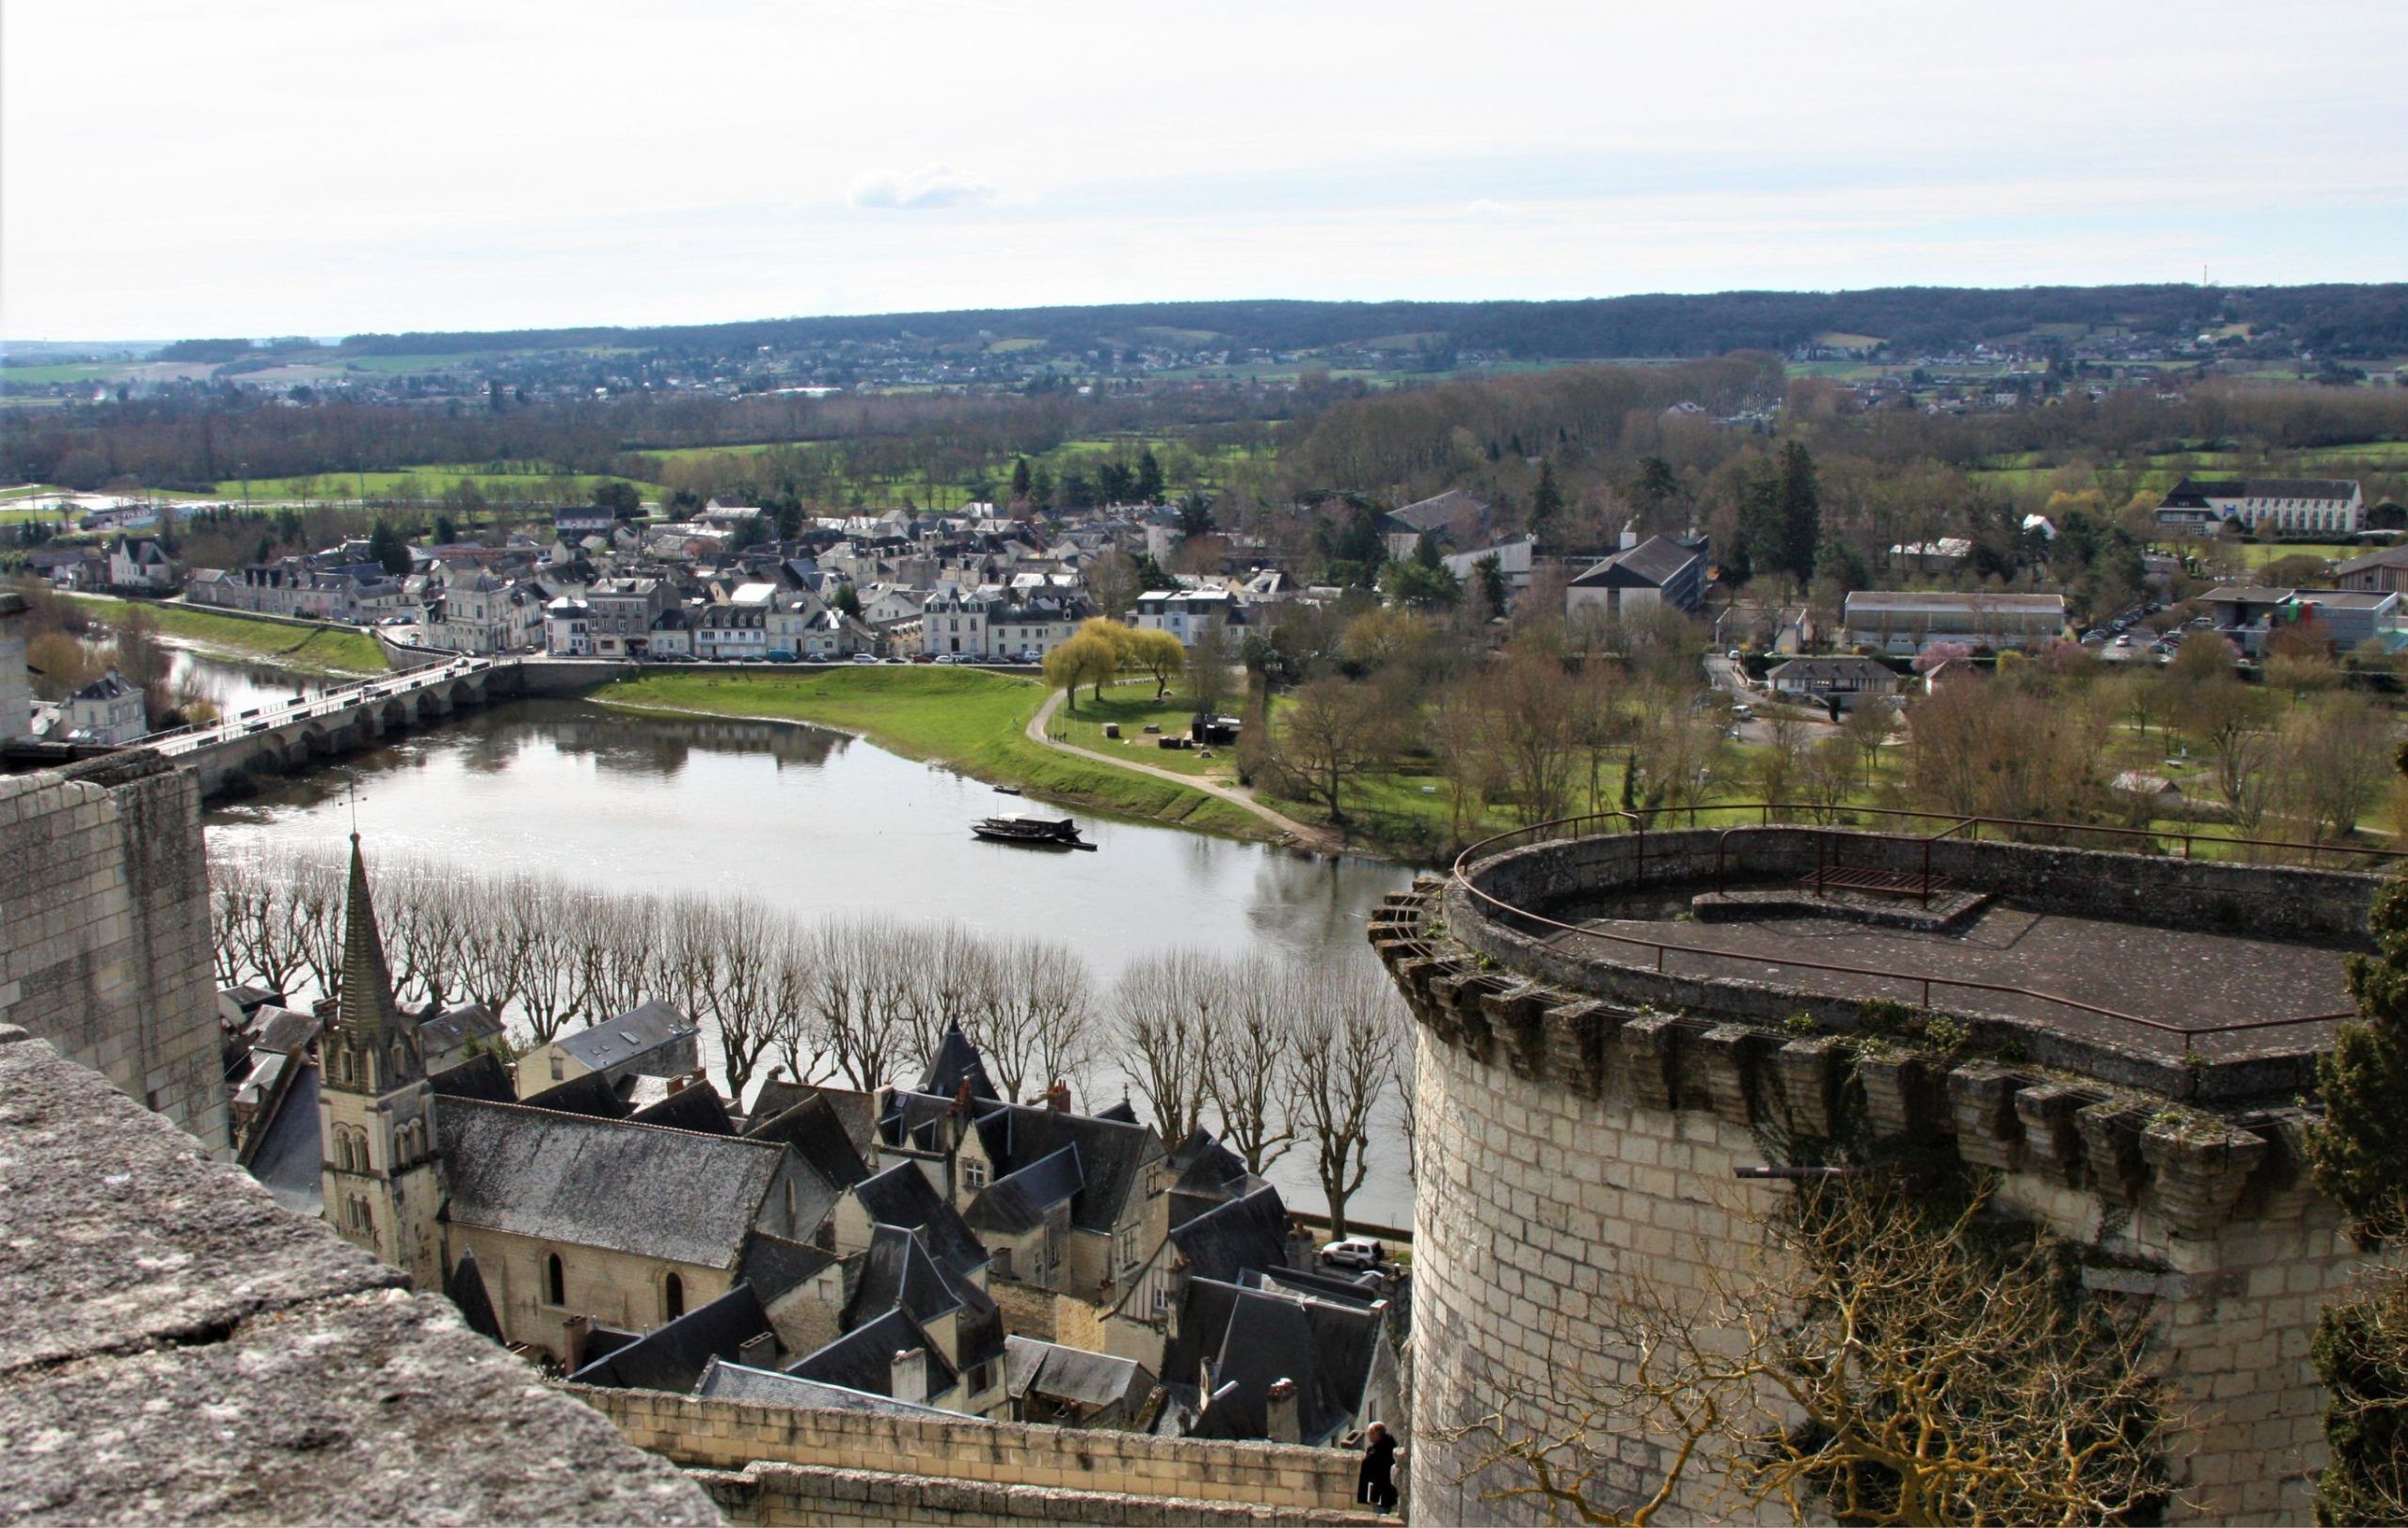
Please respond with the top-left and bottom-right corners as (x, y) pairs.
(199, 668), (1419, 1227)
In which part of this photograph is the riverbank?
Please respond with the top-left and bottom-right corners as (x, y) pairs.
(592, 668), (1273, 841)
(59, 596), (389, 675)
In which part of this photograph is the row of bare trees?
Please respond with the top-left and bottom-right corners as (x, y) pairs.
(1113, 948), (1412, 1236)
(211, 852), (1418, 1231)
(210, 852), (1099, 1105)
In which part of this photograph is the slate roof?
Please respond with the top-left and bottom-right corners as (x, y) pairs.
(695, 1359), (952, 1417)
(737, 1233), (838, 1306)
(2337, 546), (2408, 576)
(436, 1098), (784, 1269)
(1766, 657), (1896, 686)
(1381, 488), (1489, 535)
(849, 1162), (990, 1278)
(517, 1070), (632, 1121)
(428, 1052), (516, 1104)
(418, 1002), (502, 1056)
(785, 1307), (958, 1402)
(968, 1098), (1164, 1236)
(1568, 534), (1701, 590)
(1005, 1335), (1150, 1411)
(964, 1144), (1084, 1235)
(1165, 1183), (1291, 1286)
(745, 1096), (871, 1189)
(555, 999), (695, 1071)
(1167, 1128), (1248, 1197)
(568, 1284), (776, 1393)
(2166, 475), (2359, 502)
(252, 1005), (322, 1056)
(630, 1086), (735, 1137)
(446, 1251), (504, 1344)
(1175, 1279), (1385, 1446)
(244, 1059), (323, 1216)
(917, 1022), (999, 1103)
(749, 1080), (879, 1154)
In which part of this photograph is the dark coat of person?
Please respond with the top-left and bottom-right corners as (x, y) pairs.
(1357, 1427), (1399, 1512)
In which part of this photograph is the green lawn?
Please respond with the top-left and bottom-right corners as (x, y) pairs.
(60, 596), (389, 674)
(1045, 686), (1228, 778)
(593, 668), (1268, 840)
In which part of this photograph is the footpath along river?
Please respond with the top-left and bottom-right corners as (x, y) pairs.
(200, 675), (1419, 1228)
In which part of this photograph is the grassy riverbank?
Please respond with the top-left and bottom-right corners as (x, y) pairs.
(61, 596), (389, 674)
(594, 668), (1271, 841)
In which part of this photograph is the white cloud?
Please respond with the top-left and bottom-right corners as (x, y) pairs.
(848, 164), (999, 211)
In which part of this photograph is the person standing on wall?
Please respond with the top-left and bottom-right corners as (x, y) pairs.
(1358, 1421), (1401, 1514)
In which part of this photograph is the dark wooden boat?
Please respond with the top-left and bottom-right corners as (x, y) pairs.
(992, 785), (1023, 795)
(972, 813), (1096, 851)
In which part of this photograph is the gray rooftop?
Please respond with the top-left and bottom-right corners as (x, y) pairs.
(436, 1098), (784, 1269)
(555, 997), (695, 1070)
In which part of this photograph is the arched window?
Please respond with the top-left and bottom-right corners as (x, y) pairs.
(663, 1272), (685, 1322)
(546, 1252), (565, 1307)
(338, 1047), (355, 1085)
(389, 1043), (407, 1083)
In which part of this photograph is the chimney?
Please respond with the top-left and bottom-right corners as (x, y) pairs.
(561, 1313), (594, 1375)
(891, 1347), (928, 1407)
(737, 1330), (779, 1369)
(668, 1074), (686, 1095)
(1619, 521), (1640, 551)
(1047, 1079), (1072, 1113)
(1265, 1377), (1302, 1444)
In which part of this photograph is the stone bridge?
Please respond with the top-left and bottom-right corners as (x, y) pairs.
(153, 656), (518, 799)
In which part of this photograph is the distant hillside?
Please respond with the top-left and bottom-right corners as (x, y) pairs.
(330, 284), (2408, 362)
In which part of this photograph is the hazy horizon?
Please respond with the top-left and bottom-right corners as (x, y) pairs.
(6, 0), (2403, 341)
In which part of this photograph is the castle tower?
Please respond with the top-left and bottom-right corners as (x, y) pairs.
(318, 835), (443, 1288)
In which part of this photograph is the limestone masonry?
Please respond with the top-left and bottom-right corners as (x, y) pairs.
(0, 751), (226, 1153)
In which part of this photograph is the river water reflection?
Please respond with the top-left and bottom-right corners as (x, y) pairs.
(203, 692), (1418, 1224)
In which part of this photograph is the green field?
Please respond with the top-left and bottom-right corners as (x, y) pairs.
(60, 596), (389, 674)
(594, 668), (1267, 839)
(210, 462), (668, 504)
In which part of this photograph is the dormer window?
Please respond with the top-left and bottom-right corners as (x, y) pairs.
(964, 1161), (988, 1192)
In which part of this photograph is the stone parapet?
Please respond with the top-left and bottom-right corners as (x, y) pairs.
(574, 1383), (1364, 1517)
(0, 1027), (716, 1524)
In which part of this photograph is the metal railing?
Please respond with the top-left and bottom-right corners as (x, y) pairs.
(1446, 804), (2387, 1056)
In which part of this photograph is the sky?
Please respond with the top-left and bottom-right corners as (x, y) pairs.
(4, 0), (2403, 341)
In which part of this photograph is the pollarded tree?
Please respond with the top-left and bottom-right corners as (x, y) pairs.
(1285, 963), (1404, 1238)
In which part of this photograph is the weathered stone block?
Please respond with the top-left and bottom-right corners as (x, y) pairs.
(1947, 1062), (2029, 1171)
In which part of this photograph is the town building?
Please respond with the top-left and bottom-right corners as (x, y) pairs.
(1842, 590), (2066, 653)
(1564, 533), (1708, 618)
(2155, 476), (2366, 535)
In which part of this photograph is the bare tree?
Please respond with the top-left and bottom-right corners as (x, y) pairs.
(1458, 1175), (2172, 1526)
(2288, 695), (2394, 848)
(1285, 963), (1403, 1237)
(765, 918), (830, 1087)
(1839, 700), (1892, 792)
(1200, 957), (1298, 1174)
(710, 898), (780, 1100)
(1267, 676), (1400, 826)
(506, 883), (584, 1044)
(816, 916), (905, 1091)
(1115, 948), (1221, 1147)
(976, 937), (1097, 1103)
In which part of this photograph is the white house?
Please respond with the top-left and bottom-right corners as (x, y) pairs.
(921, 583), (994, 657)
(1133, 588), (1240, 646)
(58, 669), (147, 744)
(2154, 477), (2366, 536)
(544, 597), (593, 657)
(1843, 591), (2066, 654)
(107, 536), (177, 593)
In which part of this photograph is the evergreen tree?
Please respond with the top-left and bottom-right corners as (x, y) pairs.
(432, 514), (459, 547)
(831, 583), (863, 619)
(1009, 456), (1032, 501)
(1531, 459), (1564, 536)
(1474, 553), (1509, 619)
(367, 522), (410, 575)
(1178, 491), (1216, 539)
(1776, 440), (1822, 581)
(1632, 455), (1681, 516)
(1134, 448), (1165, 503)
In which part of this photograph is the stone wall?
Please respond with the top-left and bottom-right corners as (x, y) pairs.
(574, 1383), (1362, 1516)
(0, 1027), (719, 1524)
(1376, 876), (2371, 1525)
(696, 1460), (1371, 1524)
(0, 593), (30, 743)
(0, 752), (226, 1153)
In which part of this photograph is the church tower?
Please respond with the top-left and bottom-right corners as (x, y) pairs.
(318, 835), (443, 1289)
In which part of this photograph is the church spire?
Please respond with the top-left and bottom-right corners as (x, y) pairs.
(336, 832), (404, 1046)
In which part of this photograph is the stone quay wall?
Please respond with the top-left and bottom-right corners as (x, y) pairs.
(0, 751), (226, 1153)
(574, 1383), (1363, 1518)
(1374, 874), (2371, 1526)
(1450, 827), (2380, 1102)
(697, 1460), (1372, 1525)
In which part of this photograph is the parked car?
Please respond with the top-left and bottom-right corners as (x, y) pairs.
(1319, 1235), (1386, 1271)
(849, 653), (879, 664)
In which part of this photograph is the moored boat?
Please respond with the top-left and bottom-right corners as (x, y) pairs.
(972, 813), (1096, 850)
